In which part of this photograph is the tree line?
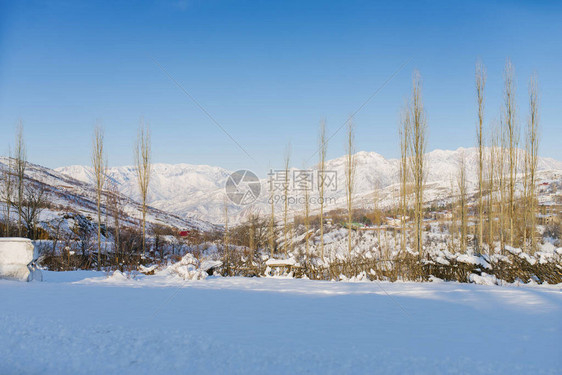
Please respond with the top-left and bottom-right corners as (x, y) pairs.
(1, 59), (556, 283)
(1, 120), (154, 270)
(218, 59), (555, 282)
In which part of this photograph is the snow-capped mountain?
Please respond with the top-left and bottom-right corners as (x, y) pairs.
(56, 147), (562, 225)
(0, 158), (217, 234)
(57, 163), (233, 225)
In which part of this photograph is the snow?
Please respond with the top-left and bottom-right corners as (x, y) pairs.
(54, 147), (562, 224)
(0, 238), (41, 281)
(456, 254), (491, 268)
(0, 157), (216, 234)
(1, 272), (561, 374)
(56, 162), (233, 225)
(266, 257), (299, 266)
(0, 238), (36, 265)
(469, 272), (499, 285)
(154, 253), (209, 280)
(138, 255), (223, 280)
(200, 259), (222, 272)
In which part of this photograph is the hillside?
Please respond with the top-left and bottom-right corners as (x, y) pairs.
(0, 158), (217, 237)
(57, 147), (562, 224)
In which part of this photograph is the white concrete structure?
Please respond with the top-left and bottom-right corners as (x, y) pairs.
(0, 238), (42, 281)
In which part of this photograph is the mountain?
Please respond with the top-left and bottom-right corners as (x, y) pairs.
(57, 163), (233, 225)
(56, 147), (562, 225)
(0, 158), (217, 236)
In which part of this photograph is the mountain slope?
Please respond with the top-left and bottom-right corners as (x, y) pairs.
(56, 147), (562, 225)
(0, 158), (216, 235)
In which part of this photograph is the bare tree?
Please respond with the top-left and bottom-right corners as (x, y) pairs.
(135, 122), (151, 256)
(318, 120), (327, 260)
(486, 122), (499, 252)
(399, 104), (411, 252)
(268, 163), (276, 257)
(503, 59), (519, 247)
(15, 122), (26, 237)
(497, 121), (508, 253)
(244, 212), (268, 256)
(282, 144), (291, 257)
(20, 182), (46, 239)
(1, 148), (14, 236)
(409, 71), (427, 257)
(290, 214), (296, 255)
(449, 175), (458, 253)
(106, 181), (123, 262)
(457, 153), (468, 252)
(524, 74), (540, 252)
(248, 212), (255, 260)
(92, 125), (107, 269)
(302, 164), (311, 261)
(223, 196), (229, 271)
(372, 180), (382, 250)
(345, 119), (356, 256)
(476, 60), (486, 251)
(49, 216), (65, 254)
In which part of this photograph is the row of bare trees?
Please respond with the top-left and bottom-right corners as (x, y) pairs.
(1, 122), (48, 239)
(398, 72), (427, 257)
(2, 63), (545, 275)
(233, 60), (542, 269)
(1, 120), (152, 267)
(443, 60), (541, 255)
(471, 60), (541, 254)
(260, 116), (358, 263)
(90, 121), (152, 268)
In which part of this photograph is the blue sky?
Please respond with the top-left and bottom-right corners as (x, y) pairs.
(0, 0), (561, 175)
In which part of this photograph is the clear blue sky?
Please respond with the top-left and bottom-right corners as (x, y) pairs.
(1, 0), (561, 175)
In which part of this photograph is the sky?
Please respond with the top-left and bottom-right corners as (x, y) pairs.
(0, 0), (561, 176)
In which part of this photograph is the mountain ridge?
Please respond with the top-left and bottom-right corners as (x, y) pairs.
(0, 157), (217, 234)
(56, 147), (562, 225)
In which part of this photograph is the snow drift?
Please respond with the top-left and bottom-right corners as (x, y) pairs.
(151, 254), (222, 280)
(0, 238), (42, 281)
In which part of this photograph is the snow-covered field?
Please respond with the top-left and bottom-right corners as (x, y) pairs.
(1, 273), (561, 374)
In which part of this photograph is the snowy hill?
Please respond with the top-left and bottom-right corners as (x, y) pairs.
(0, 158), (216, 235)
(56, 147), (562, 225)
(57, 163), (233, 225)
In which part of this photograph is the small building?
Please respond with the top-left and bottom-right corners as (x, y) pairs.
(178, 230), (191, 237)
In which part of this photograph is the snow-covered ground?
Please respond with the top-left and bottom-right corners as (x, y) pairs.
(1, 272), (561, 374)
